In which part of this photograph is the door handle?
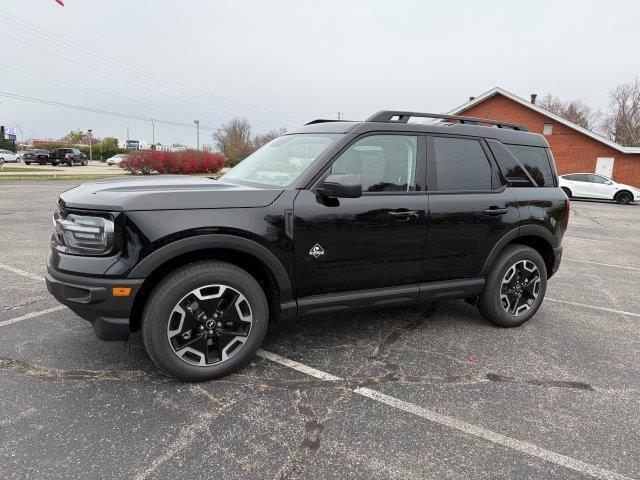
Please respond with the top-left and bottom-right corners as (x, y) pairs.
(389, 210), (419, 218)
(483, 207), (508, 216)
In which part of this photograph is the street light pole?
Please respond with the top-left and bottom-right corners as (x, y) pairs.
(15, 125), (24, 143)
(87, 129), (93, 161)
(194, 120), (200, 150)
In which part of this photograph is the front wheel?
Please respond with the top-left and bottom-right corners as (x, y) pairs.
(142, 261), (269, 381)
(477, 245), (547, 327)
(24, 161), (30, 165)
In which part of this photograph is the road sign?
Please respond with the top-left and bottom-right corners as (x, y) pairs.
(126, 140), (140, 150)
(7, 134), (16, 141)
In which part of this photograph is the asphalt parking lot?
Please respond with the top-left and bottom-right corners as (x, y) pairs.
(1, 180), (639, 480)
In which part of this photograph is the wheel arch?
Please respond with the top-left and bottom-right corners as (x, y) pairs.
(615, 189), (634, 201)
(127, 234), (293, 333)
(481, 227), (556, 279)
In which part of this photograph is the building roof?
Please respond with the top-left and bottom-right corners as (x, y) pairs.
(449, 87), (640, 155)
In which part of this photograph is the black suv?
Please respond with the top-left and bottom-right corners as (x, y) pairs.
(46, 111), (568, 381)
(49, 148), (88, 166)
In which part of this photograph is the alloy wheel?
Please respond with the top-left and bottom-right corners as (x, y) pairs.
(167, 284), (253, 366)
(500, 260), (541, 316)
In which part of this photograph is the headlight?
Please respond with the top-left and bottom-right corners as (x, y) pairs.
(53, 208), (114, 255)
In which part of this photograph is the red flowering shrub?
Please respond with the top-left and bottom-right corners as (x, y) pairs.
(119, 150), (224, 175)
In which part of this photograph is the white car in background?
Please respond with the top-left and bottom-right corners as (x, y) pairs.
(0, 149), (19, 163)
(106, 153), (127, 165)
(559, 173), (640, 205)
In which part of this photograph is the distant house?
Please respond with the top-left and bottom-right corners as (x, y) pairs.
(450, 87), (640, 187)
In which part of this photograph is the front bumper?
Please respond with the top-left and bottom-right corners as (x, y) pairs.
(46, 263), (143, 341)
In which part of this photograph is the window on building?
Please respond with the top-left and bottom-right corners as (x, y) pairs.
(543, 123), (554, 135)
(506, 145), (555, 187)
(433, 137), (492, 191)
(331, 135), (418, 192)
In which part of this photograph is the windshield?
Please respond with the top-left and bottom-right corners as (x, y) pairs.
(222, 134), (340, 187)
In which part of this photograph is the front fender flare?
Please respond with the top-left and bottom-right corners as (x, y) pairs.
(126, 234), (293, 301)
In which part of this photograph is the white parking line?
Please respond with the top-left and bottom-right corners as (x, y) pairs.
(547, 298), (640, 318)
(258, 350), (632, 480)
(0, 263), (44, 282)
(0, 306), (65, 328)
(563, 258), (640, 271)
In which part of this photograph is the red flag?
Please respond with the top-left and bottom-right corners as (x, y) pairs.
(54, 0), (64, 5)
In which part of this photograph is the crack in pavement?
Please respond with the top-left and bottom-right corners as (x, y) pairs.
(570, 207), (608, 229)
(369, 303), (438, 367)
(228, 369), (595, 392)
(0, 357), (165, 381)
(4, 296), (48, 311)
(276, 389), (325, 480)
(133, 388), (249, 480)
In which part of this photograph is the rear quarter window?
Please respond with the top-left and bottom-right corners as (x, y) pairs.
(505, 145), (555, 187)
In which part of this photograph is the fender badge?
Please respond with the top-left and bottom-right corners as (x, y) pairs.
(309, 244), (325, 258)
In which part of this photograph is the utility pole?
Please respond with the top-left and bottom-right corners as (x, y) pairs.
(194, 120), (200, 150)
(338, 112), (341, 120)
(87, 129), (93, 161)
(151, 120), (155, 148)
(126, 123), (130, 148)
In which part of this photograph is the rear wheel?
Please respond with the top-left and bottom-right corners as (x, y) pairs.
(24, 161), (30, 165)
(142, 261), (269, 381)
(615, 191), (632, 205)
(478, 245), (547, 327)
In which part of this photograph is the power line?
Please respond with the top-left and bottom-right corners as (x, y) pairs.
(0, 30), (287, 132)
(0, 9), (309, 123)
(0, 91), (217, 130)
(0, 63), (222, 126)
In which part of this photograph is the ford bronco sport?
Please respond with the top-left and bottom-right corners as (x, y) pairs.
(46, 111), (569, 381)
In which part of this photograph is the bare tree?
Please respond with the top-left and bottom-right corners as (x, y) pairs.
(213, 118), (253, 166)
(214, 119), (287, 166)
(601, 78), (640, 147)
(538, 94), (600, 130)
(251, 127), (287, 151)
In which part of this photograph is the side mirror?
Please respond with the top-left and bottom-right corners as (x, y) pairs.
(317, 174), (362, 198)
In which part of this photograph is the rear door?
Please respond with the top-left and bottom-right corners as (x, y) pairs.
(569, 174), (591, 197)
(423, 135), (519, 281)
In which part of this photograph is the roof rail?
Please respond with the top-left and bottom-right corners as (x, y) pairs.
(366, 111), (529, 132)
(305, 119), (347, 125)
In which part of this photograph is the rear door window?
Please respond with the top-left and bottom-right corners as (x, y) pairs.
(505, 145), (555, 187)
(433, 137), (492, 191)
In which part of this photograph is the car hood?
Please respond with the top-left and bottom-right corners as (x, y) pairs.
(58, 175), (284, 211)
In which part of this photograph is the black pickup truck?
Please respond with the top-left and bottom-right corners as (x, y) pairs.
(49, 148), (88, 166)
(46, 111), (569, 381)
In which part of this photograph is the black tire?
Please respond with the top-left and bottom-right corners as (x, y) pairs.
(142, 261), (269, 381)
(24, 161), (30, 165)
(615, 191), (632, 205)
(561, 187), (572, 199)
(477, 244), (547, 327)
(39, 160), (46, 166)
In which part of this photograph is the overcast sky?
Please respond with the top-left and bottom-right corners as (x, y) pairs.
(0, 0), (638, 148)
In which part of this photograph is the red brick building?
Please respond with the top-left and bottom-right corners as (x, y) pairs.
(450, 88), (640, 188)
